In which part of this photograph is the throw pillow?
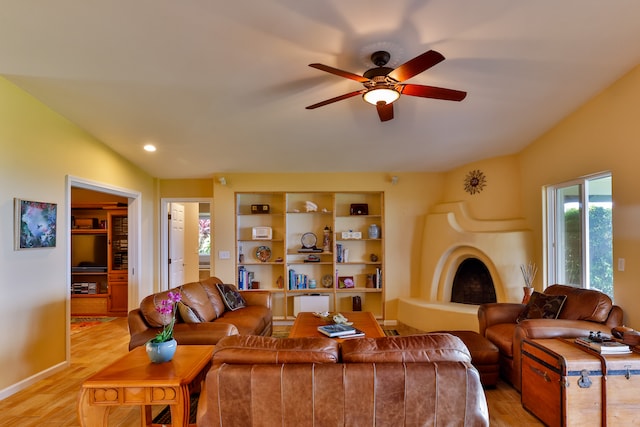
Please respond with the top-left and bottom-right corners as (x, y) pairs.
(177, 301), (203, 323)
(215, 283), (247, 311)
(516, 291), (567, 323)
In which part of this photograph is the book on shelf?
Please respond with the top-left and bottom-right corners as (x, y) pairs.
(317, 324), (356, 337)
(575, 337), (632, 354)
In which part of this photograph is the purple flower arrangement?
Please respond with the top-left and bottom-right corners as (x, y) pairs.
(150, 290), (182, 343)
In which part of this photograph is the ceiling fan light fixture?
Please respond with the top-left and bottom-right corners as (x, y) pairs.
(363, 87), (400, 105)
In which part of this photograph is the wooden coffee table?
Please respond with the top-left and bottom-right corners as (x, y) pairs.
(77, 345), (214, 427)
(289, 311), (385, 339)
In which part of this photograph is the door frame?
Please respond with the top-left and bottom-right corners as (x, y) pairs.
(66, 175), (141, 360)
(160, 197), (213, 291)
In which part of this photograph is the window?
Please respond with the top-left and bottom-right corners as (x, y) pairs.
(546, 173), (613, 299)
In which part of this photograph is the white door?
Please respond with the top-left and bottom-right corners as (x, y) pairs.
(169, 203), (185, 288)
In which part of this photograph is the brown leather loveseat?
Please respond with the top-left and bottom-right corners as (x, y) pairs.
(197, 334), (489, 426)
(478, 284), (623, 391)
(127, 277), (272, 350)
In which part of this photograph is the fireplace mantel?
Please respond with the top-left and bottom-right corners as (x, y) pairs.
(398, 201), (533, 332)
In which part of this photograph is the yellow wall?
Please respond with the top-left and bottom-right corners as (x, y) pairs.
(443, 154), (523, 221)
(518, 64), (640, 327)
(161, 173), (444, 320)
(0, 77), (156, 396)
(159, 179), (213, 198)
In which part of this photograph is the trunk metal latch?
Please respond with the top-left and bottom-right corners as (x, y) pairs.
(577, 369), (592, 388)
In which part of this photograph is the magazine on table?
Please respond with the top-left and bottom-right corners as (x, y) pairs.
(317, 324), (357, 337)
(338, 328), (365, 338)
(575, 336), (631, 354)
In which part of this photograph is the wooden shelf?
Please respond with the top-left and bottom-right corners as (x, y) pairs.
(235, 191), (384, 321)
(71, 206), (128, 316)
(72, 229), (107, 234)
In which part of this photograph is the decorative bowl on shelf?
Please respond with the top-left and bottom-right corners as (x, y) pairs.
(255, 245), (271, 262)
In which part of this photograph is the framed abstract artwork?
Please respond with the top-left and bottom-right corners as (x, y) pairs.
(14, 198), (57, 249)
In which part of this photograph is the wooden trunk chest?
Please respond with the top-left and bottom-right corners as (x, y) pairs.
(521, 338), (640, 426)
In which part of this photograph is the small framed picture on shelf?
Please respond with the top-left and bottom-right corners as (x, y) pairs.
(349, 203), (368, 215)
(338, 276), (355, 289)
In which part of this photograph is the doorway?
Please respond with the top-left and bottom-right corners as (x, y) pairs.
(67, 175), (141, 359)
(161, 198), (212, 290)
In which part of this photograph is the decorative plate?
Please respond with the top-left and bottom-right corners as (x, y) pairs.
(463, 169), (487, 195)
(255, 245), (272, 262)
(321, 274), (333, 288)
(301, 232), (317, 248)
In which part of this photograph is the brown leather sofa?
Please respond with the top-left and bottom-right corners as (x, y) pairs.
(197, 334), (489, 426)
(478, 284), (623, 391)
(127, 277), (272, 350)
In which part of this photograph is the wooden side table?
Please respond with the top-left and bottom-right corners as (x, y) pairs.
(78, 345), (214, 427)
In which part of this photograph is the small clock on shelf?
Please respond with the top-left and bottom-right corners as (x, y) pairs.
(299, 232), (322, 253)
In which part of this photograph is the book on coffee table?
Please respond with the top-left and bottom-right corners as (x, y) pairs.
(338, 328), (365, 338)
(574, 337), (631, 354)
(317, 324), (357, 337)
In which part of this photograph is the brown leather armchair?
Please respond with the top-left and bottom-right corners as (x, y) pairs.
(478, 284), (623, 391)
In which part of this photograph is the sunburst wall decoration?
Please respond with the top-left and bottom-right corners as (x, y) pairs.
(463, 169), (487, 195)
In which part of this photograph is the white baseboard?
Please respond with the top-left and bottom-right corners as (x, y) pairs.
(0, 360), (69, 400)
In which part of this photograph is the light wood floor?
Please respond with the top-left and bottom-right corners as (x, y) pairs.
(0, 318), (543, 426)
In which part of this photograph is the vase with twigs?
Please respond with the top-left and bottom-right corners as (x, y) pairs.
(520, 261), (537, 304)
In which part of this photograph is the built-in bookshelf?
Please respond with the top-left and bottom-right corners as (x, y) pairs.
(70, 205), (128, 316)
(235, 192), (384, 320)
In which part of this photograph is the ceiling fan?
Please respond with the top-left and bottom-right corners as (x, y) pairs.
(306, 50), (467, 122)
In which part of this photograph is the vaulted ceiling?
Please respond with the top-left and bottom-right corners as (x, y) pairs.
(2, 1), (640, 178)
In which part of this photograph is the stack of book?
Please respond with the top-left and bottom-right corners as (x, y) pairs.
(237, 266), (254, 290)
(71, 282), (98, 294)
(575, 336), (632, 354)
(317, 324), (365, 338)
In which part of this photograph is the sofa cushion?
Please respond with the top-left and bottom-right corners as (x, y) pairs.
(544, 284), (612, 323)
(341, 334), (471, 363)
(216, 283), (246, 311)
(139, 290), (175, 328)
(516, 291), (567, 323)
(200, 277), (227, 317)
(213, 335), (339, 364)
(485, 323), (517, 357)
(179, 282), (218, 322)
(139, 283), (217, 326)
(215, 305), (271, 335)
(177, 301), (203, 323)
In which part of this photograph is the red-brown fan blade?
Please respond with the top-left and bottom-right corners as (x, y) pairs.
(400, 84), (467, 101)
(306, 90), (365, 109)
(308, 63), (369, 83)
(376, 102), (394, 122)
(387, 50), (445, 82)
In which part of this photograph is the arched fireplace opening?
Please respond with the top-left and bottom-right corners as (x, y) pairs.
(450, 258), (497, 305)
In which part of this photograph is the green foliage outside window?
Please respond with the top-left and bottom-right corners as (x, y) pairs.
(564, 206), (613, 298)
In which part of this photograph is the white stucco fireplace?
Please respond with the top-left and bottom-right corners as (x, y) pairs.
(398, 201), (533, 331)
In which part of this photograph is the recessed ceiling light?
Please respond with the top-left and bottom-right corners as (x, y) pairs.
(143, 144), (156, 152)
